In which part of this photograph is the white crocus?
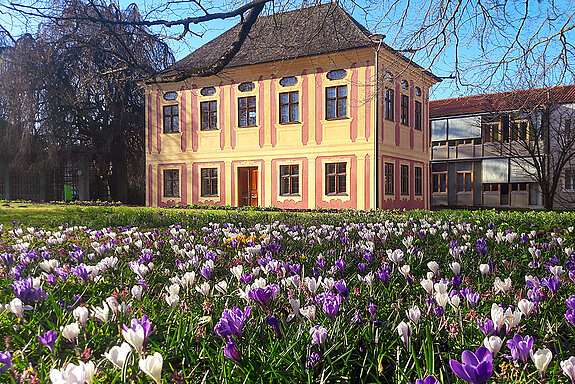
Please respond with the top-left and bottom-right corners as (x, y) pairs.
(61, 322), (80, 344)
(106, 296), (120, 318)
(435, 292), (449, 309)
(300, 305), (316, 323)
(166, 284), (180, 297)
(8, 297), (24, 319)
(420, 279), (433, 295)
(92, 302), (110, 323)
(122, 323), (145, 354)
(561, 356), (575, 383)
(397, 321), (411, 349)
(531, 348), (553, 377)
(399, 265), (410, 278)
(427, 261), (439, 275)
(505, 309), (522, 331)
(450, 262), (461, 276)
(494, 277), (512, 294)
(518, 299), (534, 317)
(450, 295), (461, 309)
(195, 282), (211, 296)
(550, 265), (564, 279)
(479, 264), (490, 276)
(491, 303), (509, 332)
(230, 265), (243, 281)
(483, 336), (502, 356)
(50, 361), (95, 384)
(139, 352), (163, 384)
(105, 342), (132, 369)
(131, 285), (144, 301)
(165, 294), (180, 308)
(215, 281), (228, 294)
(73, 306), (90, 329)
(304, 277), (322, 295)
(407, 305), (421, 325)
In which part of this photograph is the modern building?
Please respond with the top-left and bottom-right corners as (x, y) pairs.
(430, 85), (575, 209)
(143, 3), (440, 209)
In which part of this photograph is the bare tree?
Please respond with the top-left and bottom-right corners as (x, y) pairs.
(480, 89), (575, 210)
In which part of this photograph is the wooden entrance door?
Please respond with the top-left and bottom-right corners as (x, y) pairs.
(238, 167), (258, 207)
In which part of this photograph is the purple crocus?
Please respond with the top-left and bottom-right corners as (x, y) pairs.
(214, 306), (251, 340)
(449, 346), (493, 384)
(223, 338), (242, 364)
(477, 318), (496, 336)
(316, 292), (342, 320)
(566, 295), (575, 310)
(334, 280), (349, 299)
(566, 310), (575, 325)
(310, 325), (328, 347)
(38, 330), (57, 354)
(0, 351), (12, 374)
(248, 284), (279, 310)
(200, 264), (212, 280)
(506, 334), (534, 363)
(265, 316), (282, 339)
(306, 351), (321, 370)
(409, 376), (439, 384)
(376, 265), (391, 285)
(123, 315), (152, 345)
(71, 264), (91, 283)
(11, 276), (47, 304)
(335, 259), (346, 274)
(542, 276), (560, 295)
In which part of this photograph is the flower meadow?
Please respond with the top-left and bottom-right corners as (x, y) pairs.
(2, 208), (575, 383)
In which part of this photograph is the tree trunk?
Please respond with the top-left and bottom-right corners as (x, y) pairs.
(109, 154), (128, 203)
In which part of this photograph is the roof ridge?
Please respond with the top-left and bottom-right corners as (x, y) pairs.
(431, 84), (575, 103)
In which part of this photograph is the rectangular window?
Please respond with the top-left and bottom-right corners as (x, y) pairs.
(326, 86), (347, 119)
(511, 120), (528, 141)
(566, 169), (575, 191)
(456, 164), (473, 192)
(400, 164), (409, 195)
(163, 105), (179, 133)
(325, 162), (347, 195)
(385, 89), (394, 121)
(200, 101), (218, 131)
(163, 169), (179, 197)
(280, 165), (299, 195)
(280, 91), (299, 123)
(384, 162), (394, 195)
(238, 96), (256, 127)
(565, 118), (574, 141)
(414, 166), (423, 196)
(414, 101), (422, 131)
(432, 163), (447, 193)
(401, 95), (409, 125)
(483, 122), (500, 143)
(200, 168), (218, 197)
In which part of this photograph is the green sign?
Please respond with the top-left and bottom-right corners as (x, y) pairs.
(64, 185), (72, 201)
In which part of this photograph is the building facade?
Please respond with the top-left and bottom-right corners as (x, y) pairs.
(430, 85), (575, 209)
(143, 4), (439, 209)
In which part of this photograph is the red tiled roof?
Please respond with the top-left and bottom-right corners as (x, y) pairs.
(430, 85), (575, 118)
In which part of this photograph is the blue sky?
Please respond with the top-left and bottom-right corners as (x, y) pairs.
(1, 0), (574, 100)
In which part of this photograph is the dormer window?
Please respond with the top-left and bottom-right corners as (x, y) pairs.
(401, 80), (409, 89)
(327, 70), (346, 80)
(279, 76), (298, 87)
(200, 87), (216, 96)
(385, 72), (393, 82)
(238, 82), (255, 92)
(415, 87), (422, 96)
(163, 92), (178, 101)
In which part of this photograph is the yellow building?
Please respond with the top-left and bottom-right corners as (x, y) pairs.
(143, 3), (440, 210)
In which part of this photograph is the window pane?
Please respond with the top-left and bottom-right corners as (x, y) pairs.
(248, 111), (256, 125)
(172, 116), (179, 131)
(337, 163), (346, 174)
(327, 87), (336, 98)
(281, 105), (289, 123)
(328, 176), (335, 194)
(239, 98), (246, 108)
(326, 163), (335, 174)
(210, 112), (218, 129)
(280, 93), (289, 104)
(290, 104), (299, 122)
(248, 96), (256, 107)
(210, 101), (217, 110)
(281, 177), (289, 195)
(457, 173), (464, 192)
(280, 166), (289, 176)
(290, 92), (298, 103)
(337, 99), (346, 117)
(327, 100), (336, 119)
(239, 110), (247, 126)
(337, 175), (346, 193)
(201, 113), (209, 130)
(337, 86), (347, 97)
(291, 165), (299, 176)
(164, 117), (171, 132)
(201, 103), (209, 112)
(291, 177), (299, 194)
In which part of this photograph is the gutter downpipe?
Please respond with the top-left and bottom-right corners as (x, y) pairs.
(374, 37), (384, 209)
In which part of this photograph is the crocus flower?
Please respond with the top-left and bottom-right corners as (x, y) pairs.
(530, 348), (552, 378)
(566, 310), (575, 325)
(334, 280), (349, 299)
(61, 323), (80, 345)
(223, 338), (242, 364)
(518, 299), (534, 317)
(50, 361), (94, 384)
(410, 376), (439, 384)
(542, 276), (560, 295)
(407, 305), (421, 325)
(316, 292), (342, 320)
(105, 342), (132, 369)
(449, 346), (493, 384)
(307, 351), (321, 370)
(0, 351), (12, 374)
(73, 307), (89, 329)
(561, 356), (575, 384)
(494, 277), (512, 294)
(506, 334), (533, 363)
(39, 330), (58, 354)
(214, 306), (251, 340)
(310, 325), (327, 347)
(483, 336), (502, 356)
(139, 352), (163, 384)
(567, 295), (575, 310)
(266, 316), (282, 339)
(397, 321), (411, 349)
(248, 284), (279, 309)
(335, 259), (346, 273)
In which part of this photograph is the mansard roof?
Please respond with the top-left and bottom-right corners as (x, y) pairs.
(157, 3), (439, 81)
(430, 85), (575, 119)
